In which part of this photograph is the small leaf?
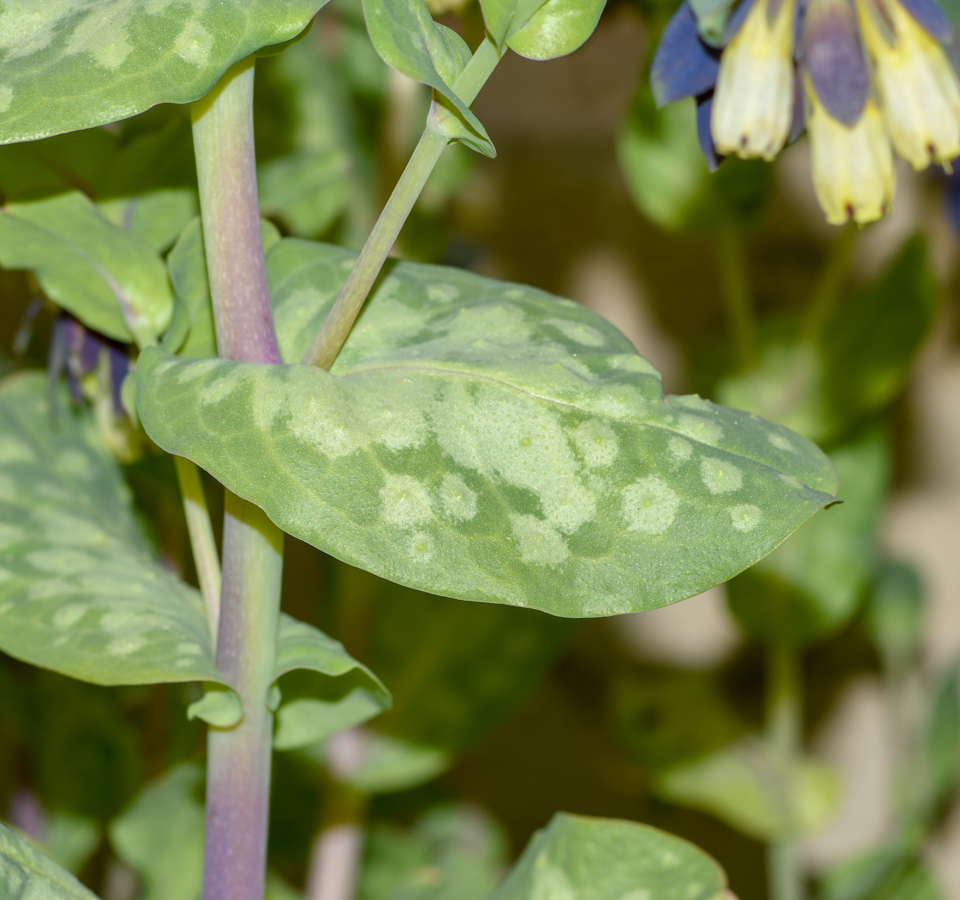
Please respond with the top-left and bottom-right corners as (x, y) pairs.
(656, 739), (840, 840)
(273, 614), (391, 750)
(0, 191), (173, 345)
(187, 685), (244, 728)
(0, 1), (326, 145)
(109, 764), (205, 900)
(490, 813), (727, 900)
(0, 372), (222, 689)
(361, 0), (495, 155)
(503, 0), (607, 61)
(137, 238), (837, 618)
(0, 821), (99, 900)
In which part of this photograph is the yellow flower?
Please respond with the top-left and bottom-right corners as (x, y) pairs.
(806, 80), (895, 224)
(857, 0), (960, 170)
(711, 0), (796, 160)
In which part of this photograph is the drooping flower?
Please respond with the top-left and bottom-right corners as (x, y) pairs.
(650, 0), (960, 224)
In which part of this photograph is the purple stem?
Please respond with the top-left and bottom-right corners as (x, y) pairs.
(190, 57), (285, 900)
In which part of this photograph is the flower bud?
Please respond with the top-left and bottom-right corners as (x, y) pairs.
(807, 81), (896, 224)
(711, 0), (796, 160)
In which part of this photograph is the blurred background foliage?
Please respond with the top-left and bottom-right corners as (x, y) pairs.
(3, 0), (960, 898)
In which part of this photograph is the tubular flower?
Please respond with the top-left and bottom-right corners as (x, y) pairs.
(712, 0), (797, 159)
(650, 0), (960, 224)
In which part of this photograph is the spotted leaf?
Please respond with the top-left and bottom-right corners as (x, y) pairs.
(136, 239), (837, 618)
(490, 813), (727, 900)
(0, 0), (325, 145)
(0, 821), (99, 900)
(480, 0), (607, 59)
(0, 373), (389, 740)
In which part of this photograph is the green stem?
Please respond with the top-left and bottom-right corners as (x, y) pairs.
(174, 456), (222, 643)
(766, 643), (804, 900)
(190, 57), (285, 900)
(302, 37), (501, 370)
(799, 224), (855, 346)
(717, 218), (758, 371)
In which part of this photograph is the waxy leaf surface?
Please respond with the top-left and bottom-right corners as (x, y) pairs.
(480, 0), (606, 59)
(0, 822), (99, 900)
(0, 373), (388, 741)
(0, 0), (325, 145)
(490, 813), (726, 900)
(0, 191), (173, 345)
(138, 239), (837, 617)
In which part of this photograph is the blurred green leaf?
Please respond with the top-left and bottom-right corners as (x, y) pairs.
(612, 671), (748, 771)
(656, 738), (840, 840)
(0, 821), (99, 900)
(490, 813), (727, 900)
(618, 90), (768, 233)
(368, 581), (571, 750)
(728, 428), (889, 646)
(689, 0), (739, 46)
(138, 238), (837, 618)
(110, 764), (205, 900)
(926, 666), (960, 813)
(0, 0), (325, 145)
(360, 805), (507, 900)
(44, 813), (100, 875)
(361, 0), (494, 155)
(819, 850), (942, 900)
(864, 563), (925, 670)
(0, 191), (173, 345)
(99, 190), (197, 256)
(259, 149), (352, 238)
(480, 0), (606, 59)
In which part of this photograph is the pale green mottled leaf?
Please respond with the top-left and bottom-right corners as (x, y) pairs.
(361, 0), (494, 155)
(0, 0), (326, 145)
(138, 238), (837, 618)
(656, 739), (839, 840)
(0, 371), (220, 687)
(480, 0), (605, 58)
(110, 764), (204, 900)
(0, 821), (99, 900)
(99, 188), (197, 255)
(0, 191), (173, 345)
(273, 613), (391, 750)
(491, 813), (726, 900)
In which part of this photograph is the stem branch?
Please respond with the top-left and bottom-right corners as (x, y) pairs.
(717, 218), (757, 371)
(302, 37), (501, 370)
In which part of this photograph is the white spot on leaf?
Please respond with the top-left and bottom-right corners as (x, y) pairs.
(510, 514), (569, 567)
(53, 604), (86, 629)
(674, 414), (723, 446)
(701, 458), (743, 494)
(408, 532), (434, 561)
(107, 634), (147, 656)
(530, 853), (576, 900)
(381, 474), (433, 527)
(668, 436), (692, 463)
(621, 476), (679, 535)
(547, 318), (605, 347)
(768, 432), (795, 452)
(438, 474), (477, 521)
(729, 504), (762, 532)
(174, 21), (212, 65)
(573, 420), (619, 469)
(427, 283), (460, 303)
(0, 85), (12, 113)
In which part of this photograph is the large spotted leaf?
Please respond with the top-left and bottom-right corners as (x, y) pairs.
(0, 0), (324, 145)
(0, 373), (388, 741)
(491, 813), (727, 900)
(137, 239), (837, 617)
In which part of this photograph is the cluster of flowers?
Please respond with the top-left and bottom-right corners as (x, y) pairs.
(652, 0), (960, 224)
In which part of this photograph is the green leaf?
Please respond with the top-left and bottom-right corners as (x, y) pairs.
(305, 731), (449, 794)
(365, 577), (572, 750)
(0, 372), (220, 688)
(864, 562), (925, 669)
(490, 813), (727, 900)
(109, 764), (205, 900)
(259, 149), (351, 239)
(43, 813), (100, 876)
(359, 805), (507, 900)
(689, 0), (740, 47)
(0, 0), (326, 145)
(926, 666), (960, 813)
(727, 428), (889, 645)
(0, 821), (100, 900)
(361, 0), (495, 156)
(273, 613), (391, 750)
(655, 739), (840, 841)
(99, 189), (198, 255)
(137, 238), (837, 618)
(0, 191), (173, 345)
(480, 0), (606, 59)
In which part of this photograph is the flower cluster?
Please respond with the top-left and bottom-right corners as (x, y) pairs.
(651, 0), (960, 224)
